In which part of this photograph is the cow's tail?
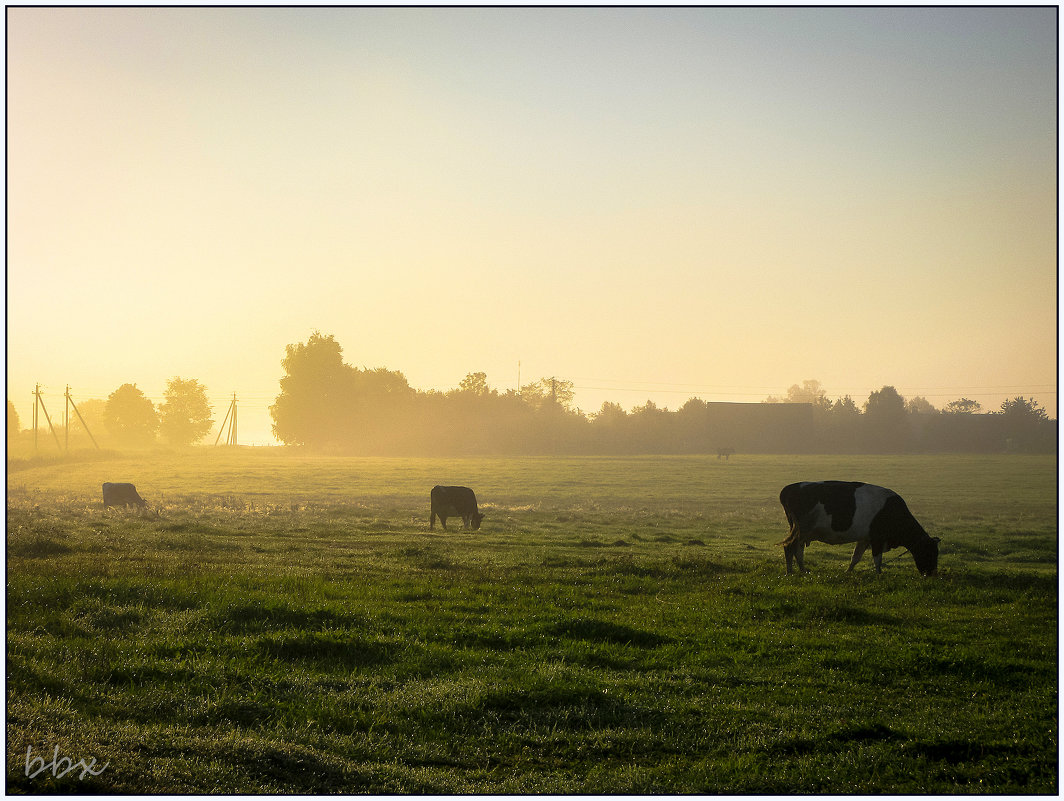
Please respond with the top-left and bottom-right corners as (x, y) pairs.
(778, 511), (803, 547)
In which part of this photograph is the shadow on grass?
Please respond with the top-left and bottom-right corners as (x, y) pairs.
(256, 631), (396, 670)
(214, 603), (371, 633)
(9, 537), (74, 559)
(451, 682), (649, 732)
(544, 617), (671, 649)
(771, 722), (905, 756)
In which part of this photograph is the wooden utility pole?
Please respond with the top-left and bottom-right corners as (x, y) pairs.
(228, 393), (237, 446)
(65, 386), (100, 449)
(214, 393), (238, 446)
(34, 385), (62, 453)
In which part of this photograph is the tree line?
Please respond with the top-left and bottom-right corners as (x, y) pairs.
(9, 333), (1053, 455)
(267, 333), (1054, 455)
(7, 379), (213, 450)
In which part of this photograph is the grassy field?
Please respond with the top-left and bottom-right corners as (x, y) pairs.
(6, 450), (1058, 793)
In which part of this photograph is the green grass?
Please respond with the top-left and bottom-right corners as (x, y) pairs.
(6, 451), (1058, 793)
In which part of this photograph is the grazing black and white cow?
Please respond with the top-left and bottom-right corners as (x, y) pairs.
(430, 485), (483, 531)
(779, 481), (939, 576)
(102, 482), (148, 509)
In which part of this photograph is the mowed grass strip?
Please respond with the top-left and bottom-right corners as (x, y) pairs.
(6, 453), (1058, 793)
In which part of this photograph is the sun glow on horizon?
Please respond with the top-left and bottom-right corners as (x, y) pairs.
(7, 7), (1057, 446)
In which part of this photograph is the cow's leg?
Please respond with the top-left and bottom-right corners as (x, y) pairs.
(847, 541), (869, 571)
(785, 543), (806, 574)
(871, 543), (884, 573)
(430, 512), (436, 530)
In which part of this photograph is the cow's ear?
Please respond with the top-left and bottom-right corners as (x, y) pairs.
(932, 537), (941, 543)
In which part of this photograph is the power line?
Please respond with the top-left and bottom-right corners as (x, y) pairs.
(572, 385), (1056, 400)
(571, 376), (1056, 393)
(19, 387), (276, 404)
(19, 380), (1057, 409)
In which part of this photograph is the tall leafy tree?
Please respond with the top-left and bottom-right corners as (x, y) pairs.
(863, 386), (907, 451)
(999, 396), (1048, 421)
(270, 332), (353, 448)
(943, 398), (982, 415)
(766, 379), (832, 410)
(906, 396), (937, 415)
(347, 366), (416, 452)
(104, 384), (158, 447)
(832, 395), (860, 417)
(270, 333), (417, 452)
(595, 400), (629, 424)
(998, 396), (1051, 452)
(159, 378), (214, 446)
(7, 400), (19, 438)
(820, 395), (861, 452)
(456, 371), (492, 396)
(521, 377), (575, 410)
(864, 385), (906, 419)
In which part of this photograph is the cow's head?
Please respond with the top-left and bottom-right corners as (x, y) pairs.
(471, 512), (484, 531)
(913, 535), (940, 576)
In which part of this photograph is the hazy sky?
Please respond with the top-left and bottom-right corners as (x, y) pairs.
(8, 7), (1057, 445)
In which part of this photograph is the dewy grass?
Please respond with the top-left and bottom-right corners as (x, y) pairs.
(6, 452), (1058, 793)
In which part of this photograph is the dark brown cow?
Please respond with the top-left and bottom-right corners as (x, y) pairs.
(430, 485), (483, 530)
(102, 482), (147, 509)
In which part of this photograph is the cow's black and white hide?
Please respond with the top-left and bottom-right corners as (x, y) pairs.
(779, 481), (939, 575)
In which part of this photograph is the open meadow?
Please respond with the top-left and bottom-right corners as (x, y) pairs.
(6, 450), (1058, 793)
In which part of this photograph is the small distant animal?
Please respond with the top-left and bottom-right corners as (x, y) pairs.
(102, 482), (148, 509)
(430, 485), (483, 531)
(779, 481), (939, 576)
(717, 448), (735, 461)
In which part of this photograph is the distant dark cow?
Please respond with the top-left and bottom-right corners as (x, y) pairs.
(779, 481), (939, 576)
(430, 485), (483, 531)
(102, 482), (147, 509)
